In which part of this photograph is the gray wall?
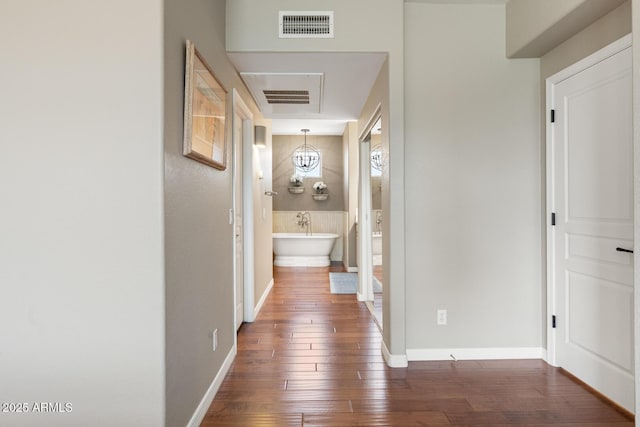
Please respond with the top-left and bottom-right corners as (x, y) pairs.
(0, 1), (165, 425)
(272, 135), (345, 212)
(164, 0), (267, 426)
(404, 3), (542, 351)
(372, 176), (382, 211)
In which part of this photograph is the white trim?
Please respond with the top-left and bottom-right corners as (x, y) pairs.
(547, 34), (631, 84)
(186, 345), (236, 427)
(253, 278), (274, 319)
(346, 266), (359, 273)
(545, 33), (632, 369)
(633, 7), (640, 416)
(358, 103), (382, 142)
(382, 339), (408, 368)
(406, 347), (544, 361)
(540, 347), (549, 364)
(357, 105), (382, 310)
(232, 89), (256, 325)
(242, 116), (255, 323)
(545, 70), (557, 367)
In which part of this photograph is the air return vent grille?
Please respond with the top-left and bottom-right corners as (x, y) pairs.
(279, 11), (334, 38)
(263, 90), (310, 105)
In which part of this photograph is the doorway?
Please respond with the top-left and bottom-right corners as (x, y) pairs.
(546, 34), (633, 413)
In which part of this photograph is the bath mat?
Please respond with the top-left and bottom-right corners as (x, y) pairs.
(329, 272), (383, 294)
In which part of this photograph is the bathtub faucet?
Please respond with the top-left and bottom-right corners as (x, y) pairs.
(296, 211), (312, 235)
(375, 211), (382, 232)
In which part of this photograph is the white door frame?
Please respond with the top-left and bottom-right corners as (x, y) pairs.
(545, 34), (633, 367)
(232, 89), (256, 335)
(358, 104), (382, 303)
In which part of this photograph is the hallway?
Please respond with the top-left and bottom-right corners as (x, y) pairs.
(202, 266), (633, 426)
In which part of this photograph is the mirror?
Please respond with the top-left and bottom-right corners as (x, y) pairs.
(370, 118), (383, 328)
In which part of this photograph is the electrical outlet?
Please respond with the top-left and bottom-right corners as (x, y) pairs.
(437, 309), (447, 325)
(212, 329), (218, 351)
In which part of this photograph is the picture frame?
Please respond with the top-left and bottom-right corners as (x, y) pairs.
(183, 40), (227, 170)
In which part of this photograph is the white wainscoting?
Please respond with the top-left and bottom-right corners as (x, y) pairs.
(273, 211), (344, 262)
(343, 211), (349, 267)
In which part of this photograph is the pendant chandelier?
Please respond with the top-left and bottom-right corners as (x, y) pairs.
(292, 129), (320, 173)
(371, 145), (383, 171)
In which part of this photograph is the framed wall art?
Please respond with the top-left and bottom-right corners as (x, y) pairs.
(183, 40), (227, 170)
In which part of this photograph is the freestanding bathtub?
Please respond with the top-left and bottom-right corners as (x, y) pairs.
(273, 233), (339, 267)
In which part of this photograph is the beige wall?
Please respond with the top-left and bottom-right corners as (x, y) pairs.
(404, 3), (541, 351)
(164, 0), (268, 425)
(227, 0), (403, 53)
(0, 1), (165, 425)
(272, 135), (345, 212)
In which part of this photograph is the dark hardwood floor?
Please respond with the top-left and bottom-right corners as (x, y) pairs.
(202, 266), (634, 426)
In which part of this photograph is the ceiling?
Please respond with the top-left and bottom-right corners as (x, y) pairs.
(228, 52), (387, 136)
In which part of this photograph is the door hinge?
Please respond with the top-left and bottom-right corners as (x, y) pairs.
(550, 109), (555, 123)
(552, 315), (557, 328)
(551, 212), (556, 226)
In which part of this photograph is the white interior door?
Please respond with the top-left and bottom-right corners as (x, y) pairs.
(234, 111), (244, 331)
(550, 41), (633, 412)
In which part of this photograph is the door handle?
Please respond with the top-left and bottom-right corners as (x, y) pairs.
(616, 247), (634, 254)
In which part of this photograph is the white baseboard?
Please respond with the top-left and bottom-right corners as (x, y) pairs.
(540, 348), (548, 363)
(253, 278), (274, 319)
(187, 345), (236, 427)
(541, 348), (559, 367)
(382, 340), (408, 368)
(346, 266), (358, 272)
(406, 347), (544, 361)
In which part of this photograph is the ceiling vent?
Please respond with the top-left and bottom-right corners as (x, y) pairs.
(279, 11), (334, 38)
(240, 72), (323, 115)
(263, 90), (310, 105)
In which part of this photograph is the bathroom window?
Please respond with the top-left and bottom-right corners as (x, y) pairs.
(293, 148), (322, 177)
(371, 146), (382, 177)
